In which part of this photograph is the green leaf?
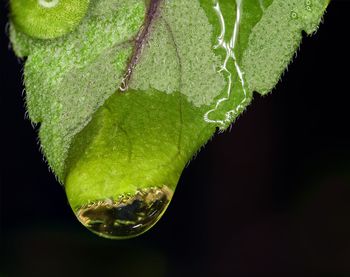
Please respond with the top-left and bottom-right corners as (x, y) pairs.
(9, 0), (329, 239)
(10, 0), (146, 179)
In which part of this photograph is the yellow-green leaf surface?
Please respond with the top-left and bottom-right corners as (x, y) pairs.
(9, 0), (329, 239)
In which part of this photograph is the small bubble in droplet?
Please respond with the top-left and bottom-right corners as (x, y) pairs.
(290, 11), (298, 19)
(305, 0), (312, 6)
(75, 185), (173, 239)
(305, 0), (313, 11)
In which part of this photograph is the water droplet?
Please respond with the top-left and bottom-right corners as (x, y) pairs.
(306, 5), (312, 12)
(290, 11), (298, 20)
(75, 186), (173, 239)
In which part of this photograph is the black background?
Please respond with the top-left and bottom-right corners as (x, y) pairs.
(1, 1), (350, 276)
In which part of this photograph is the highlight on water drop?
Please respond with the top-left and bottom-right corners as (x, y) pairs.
(38, 0), (59, 9)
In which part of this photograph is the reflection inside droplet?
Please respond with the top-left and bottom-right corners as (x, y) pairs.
(75, 186), (173, 239)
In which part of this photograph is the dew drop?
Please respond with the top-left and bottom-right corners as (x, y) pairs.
(75, 186), (173, 239)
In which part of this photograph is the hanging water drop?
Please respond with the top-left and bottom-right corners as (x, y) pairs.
(75, 186), (173, 239)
